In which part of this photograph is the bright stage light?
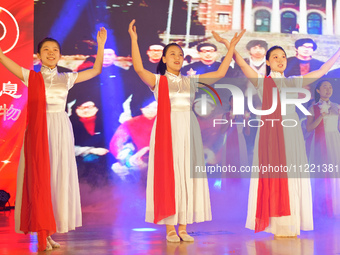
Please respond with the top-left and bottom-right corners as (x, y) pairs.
(132, 228), (157, 232)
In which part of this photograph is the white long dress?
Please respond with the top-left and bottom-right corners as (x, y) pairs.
(245, 72), (313, 236)
(15, 66), (82, 233)
(145, 71), (212, 225)
(309, 100), (340, 215)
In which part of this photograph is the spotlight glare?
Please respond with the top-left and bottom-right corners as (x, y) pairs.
(132, 228), (157, 232)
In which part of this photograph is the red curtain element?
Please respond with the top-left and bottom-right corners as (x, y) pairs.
(0, 0), (33, 206)
(153, 75), (176, 223)
(255, 76), (291, 233)
(20, 71), (56, 251)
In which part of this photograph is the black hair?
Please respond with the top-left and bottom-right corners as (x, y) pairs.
(184, 55), (192, 64)
(156, 43), (184, 75)
(314, 79), (332, 103)
(295, 38), (317, 51)
(197, 43), (217, 52)
(37, 37), (61, 54)
(265, 46), (286, 76)
(246, 40), (268, 51)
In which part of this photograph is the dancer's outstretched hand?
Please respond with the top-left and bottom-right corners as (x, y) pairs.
(128, 19), (138, 41)
(97, 27), (107, 46)
(212, 29), (246, 49)
(230, 29), (246, 48)
(212, 31), (228, 44)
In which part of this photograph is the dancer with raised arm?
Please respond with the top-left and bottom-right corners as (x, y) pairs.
(307, 80), (340, 217)
(0, 27), (107, 251)
(212, 32), (340, 237)
(128, 19), (244, 242)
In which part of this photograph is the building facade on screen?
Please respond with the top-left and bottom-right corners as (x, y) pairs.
(190, 0), (338, 35)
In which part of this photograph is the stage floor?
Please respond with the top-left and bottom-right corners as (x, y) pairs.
(1, 180), (340, 255)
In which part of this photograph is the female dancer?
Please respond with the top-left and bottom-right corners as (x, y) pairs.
(128, 19), (244, 242)
(0, 28), (107, 251)
(213, 32), (340, 237)
(307, 80), (340, 216)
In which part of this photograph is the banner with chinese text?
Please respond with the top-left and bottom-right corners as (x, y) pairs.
(0, 0), (33, 206)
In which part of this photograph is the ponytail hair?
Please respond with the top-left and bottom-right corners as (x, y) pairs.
(265, 46), (286, 76)
(156, 59), (167, 75)
(314, 79), (331, 103)
(156, 43), (184, 75)
(266, 64), (271, 77)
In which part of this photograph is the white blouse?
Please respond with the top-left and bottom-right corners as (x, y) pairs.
(22, 65), (78, 112)
(153, 71), (199, 112)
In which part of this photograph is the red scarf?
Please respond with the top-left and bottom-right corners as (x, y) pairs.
(21, 71), (56, 251)
(255, 76), (290, 233)
(153, 75), (176, 223)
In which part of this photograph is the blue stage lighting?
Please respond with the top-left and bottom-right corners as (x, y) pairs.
(49, 0), (91, 45)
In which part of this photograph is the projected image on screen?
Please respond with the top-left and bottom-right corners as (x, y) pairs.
(30, 0), (340, 188)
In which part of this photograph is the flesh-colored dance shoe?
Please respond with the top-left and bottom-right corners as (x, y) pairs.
(274, 235), (298, 239)
(44, 239), (53, 251)
(166, 230), (180, 242)
(47, 236), (61, 248)
(178, 230), (194, 242)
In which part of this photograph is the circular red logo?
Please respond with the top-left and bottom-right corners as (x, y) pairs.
(0, 7), (20, 53)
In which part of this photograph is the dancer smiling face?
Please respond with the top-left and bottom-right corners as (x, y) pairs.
(266, 47), (287, 75)
(37, 39), (61, 69)
(316, 80), (333, 101)
(161, 44), (184, 75)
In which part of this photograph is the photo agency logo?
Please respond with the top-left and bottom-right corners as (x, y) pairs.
(197, 82), (223, 114)
(197, 82), (312, 128)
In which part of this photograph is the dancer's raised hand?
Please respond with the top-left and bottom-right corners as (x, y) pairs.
(97, 27), (107, 47)
(212, 31), (229, 46)
(230, 29), (246, 48)
(128, 19), (138, 41)
(212, 29), (246, 49)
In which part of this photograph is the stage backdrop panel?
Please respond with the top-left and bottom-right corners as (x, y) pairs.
(31, 0), (340, 187)
(0, 0), (34, 206)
